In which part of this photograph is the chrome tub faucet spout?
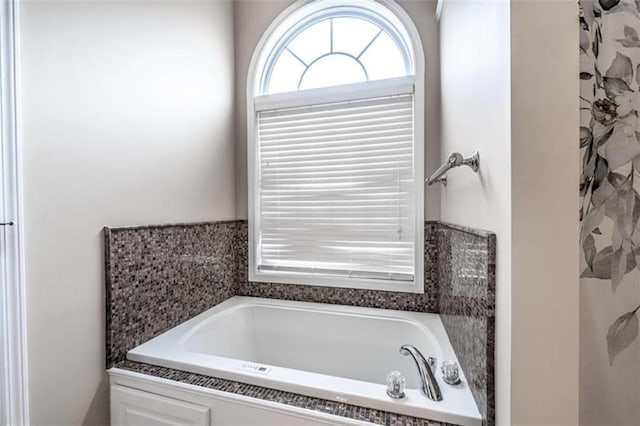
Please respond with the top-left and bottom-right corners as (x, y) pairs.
(400, 344), (443, 402)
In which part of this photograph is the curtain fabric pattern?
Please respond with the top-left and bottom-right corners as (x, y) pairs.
(580, 0), (640, 423)
(580, 0), (640, 366)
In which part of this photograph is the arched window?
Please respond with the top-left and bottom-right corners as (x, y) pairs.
(262, 10), (412, 94)
(247, 0), (424, 293)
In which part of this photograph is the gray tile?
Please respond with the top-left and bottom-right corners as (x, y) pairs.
(435, 223), (496, 426)
(104, 219), (496, 425)
(115, 360), (455, 426)
(104, 221), (238, 368)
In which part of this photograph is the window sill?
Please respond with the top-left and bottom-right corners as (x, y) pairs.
(249, 269), (424, 294)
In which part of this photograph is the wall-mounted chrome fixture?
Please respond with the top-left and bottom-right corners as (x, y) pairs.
(426, 151), (480, 186)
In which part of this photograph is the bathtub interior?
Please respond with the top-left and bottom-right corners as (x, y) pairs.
(126, 297), (482, 425)
(178, 303), (442, 389)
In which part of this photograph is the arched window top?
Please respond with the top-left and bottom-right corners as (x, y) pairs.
(247, 0), (425, 293)
(257, 1), (418, 95)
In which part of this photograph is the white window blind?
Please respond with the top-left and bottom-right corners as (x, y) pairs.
(255, 93), (416, 282)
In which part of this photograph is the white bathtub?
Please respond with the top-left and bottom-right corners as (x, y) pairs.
(127, 296), (481, 425)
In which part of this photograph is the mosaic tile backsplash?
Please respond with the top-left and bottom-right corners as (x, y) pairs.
(104, 221), (238, 368)
(104, 219), (495, 425)
(436, 223), (496, 425)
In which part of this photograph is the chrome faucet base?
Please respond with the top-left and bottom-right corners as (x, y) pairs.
(443, 376), (461, 386)
(386, 388), (406, 399)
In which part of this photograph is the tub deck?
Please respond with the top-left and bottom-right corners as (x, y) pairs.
(127, 296), (481, 425)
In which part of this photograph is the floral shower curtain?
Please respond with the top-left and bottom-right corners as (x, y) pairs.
(580, 0), (640, 423)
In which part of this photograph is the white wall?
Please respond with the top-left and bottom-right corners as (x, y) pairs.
(234, 0), (442, 220)
(510, 0), (579, 423)
(233, 0), (291, 220)
(18, 1), (236, 424)
(440, 0), (580, 424)
(439, 0), (511, 423)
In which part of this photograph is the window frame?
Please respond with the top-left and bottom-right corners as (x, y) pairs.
(247, 0), (425, 293)
(0, 0), (29, 424)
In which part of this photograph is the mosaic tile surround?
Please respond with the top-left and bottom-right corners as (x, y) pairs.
(115, 360), (454, 426)
(104, 221), (237, 368)
(104, 220), (495, 425)
(436, 223), (496, 426)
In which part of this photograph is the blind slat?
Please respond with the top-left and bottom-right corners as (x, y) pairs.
(260, 122), (413, 142)
(260, 129), (413, 147)
(259, 106), (412, 129)
(257, 94), (416, 279)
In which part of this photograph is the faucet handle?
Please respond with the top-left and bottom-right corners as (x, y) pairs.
(386, 370), (406, 399)
(441, 360), (461, 385)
